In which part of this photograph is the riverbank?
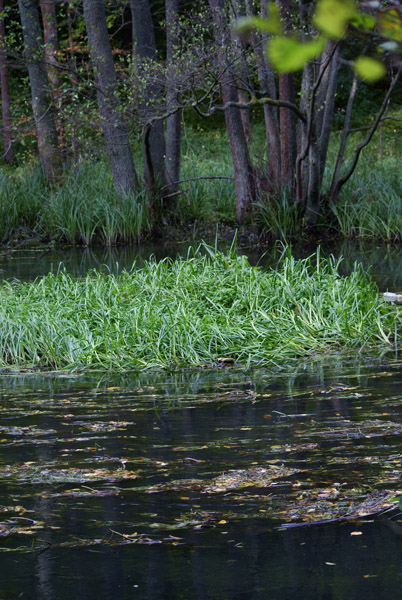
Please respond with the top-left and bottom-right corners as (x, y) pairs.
(0, 246), (399, 371)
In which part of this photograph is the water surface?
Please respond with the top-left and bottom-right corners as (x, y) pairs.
(1, 356), (402, 599)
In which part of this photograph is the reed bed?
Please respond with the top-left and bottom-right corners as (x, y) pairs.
(0, 247), (399, 371)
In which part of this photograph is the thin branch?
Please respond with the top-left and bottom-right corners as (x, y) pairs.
(332, 67), (401, 198)
(194, 96), (306, 123)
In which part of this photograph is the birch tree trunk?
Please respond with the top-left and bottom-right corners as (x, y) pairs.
(83, 0), (137, 193)
(18, 0), (61, 181)
(0, 0), (14, 163)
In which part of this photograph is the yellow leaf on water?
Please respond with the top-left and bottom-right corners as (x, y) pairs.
(218, 520), (227, 525)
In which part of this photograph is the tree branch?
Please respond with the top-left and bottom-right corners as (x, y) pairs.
(332, 67), (401, 198)
(193, 96), (306, 123)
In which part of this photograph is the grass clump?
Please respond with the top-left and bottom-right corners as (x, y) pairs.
(255, 191), (302, 242)
(0, 246), (399, 371)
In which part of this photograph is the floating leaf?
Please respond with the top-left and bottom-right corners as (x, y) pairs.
(353, 57), (386, 82)
(313, 0), (357, 39)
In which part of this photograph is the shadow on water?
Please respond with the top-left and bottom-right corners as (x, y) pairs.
(1, 354), (402, 599)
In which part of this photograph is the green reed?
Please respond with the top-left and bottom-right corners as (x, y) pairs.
(0, 246), (399, 371)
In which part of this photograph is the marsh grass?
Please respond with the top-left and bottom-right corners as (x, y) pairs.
(0, 246), (399, 371)
(177, 130), (235, 224)
(0, 168), (46, 242)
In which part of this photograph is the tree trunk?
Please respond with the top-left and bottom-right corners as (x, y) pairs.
(245, 0), (281, 189)
(316, 41), (340, 181)
(67, 0), (78, 162)
(130, 0), (166, 192)
(209, 0), (256, 223)
(278, 0), (296, 189)
(83, 0), (137, 193)
(39, 0), (64, 154)
(164, 0), (181, 211)
(296, 0), (315, 211)
(18, 0), (61, 181)
(328, 74), (358, 202)
(0, 0), (14, 163)
(230, 0), (251, 141)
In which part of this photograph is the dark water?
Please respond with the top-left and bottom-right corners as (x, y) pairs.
(1, 356), (402, 600)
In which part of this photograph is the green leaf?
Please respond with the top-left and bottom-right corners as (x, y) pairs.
(313, 0), (357, 39)
(350, 13), (377, 30)
(236, 5), (282, 36)
(353, 57), (386, 82)
(267, 37), (326, 72)
(378, 8), (402, 42)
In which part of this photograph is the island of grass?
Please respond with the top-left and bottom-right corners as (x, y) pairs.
(0, 246), (400, 371)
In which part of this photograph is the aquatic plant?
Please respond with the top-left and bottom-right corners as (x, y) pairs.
(0, 246), (399, 371)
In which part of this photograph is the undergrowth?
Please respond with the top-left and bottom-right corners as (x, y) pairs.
(1, 115), (402, 244)
(0, 246), (399, 371)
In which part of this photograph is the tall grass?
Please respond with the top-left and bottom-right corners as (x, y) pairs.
(1, 119), (402, 243)
(255, 190), (302, 242)
(0, 163), (149, 245)
(330, 157), (402, 240)
(44, 163), (148, 245)
(177, 127), (235, 224)
(0, 246), (399, 371)
(0, 168), (46, 242)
